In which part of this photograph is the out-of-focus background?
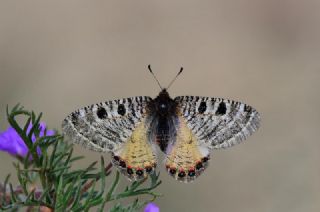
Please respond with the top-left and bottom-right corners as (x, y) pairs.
(0, 1), (319, 211)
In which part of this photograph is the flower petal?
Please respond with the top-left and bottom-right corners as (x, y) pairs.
(0, 122), (55, 157)
(144, 203), (160, 212)
(0, 127), (28, 156)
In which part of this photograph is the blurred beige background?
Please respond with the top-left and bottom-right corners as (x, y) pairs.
(0, 0), (319, 211)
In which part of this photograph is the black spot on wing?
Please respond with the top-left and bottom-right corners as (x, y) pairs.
(198, 101), (207, 114)
(71, 112), (79, 125)
(178, 171), (186, 178)
(117, 104), (126, 116)
(108, 101), (113, 111)
(215, 101), (227, 115)
(136, 169), (143, 176)
(244, 104), (252, 113)
(97, 107), (107, 119)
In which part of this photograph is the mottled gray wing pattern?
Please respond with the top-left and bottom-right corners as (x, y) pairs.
(62, 96), (152, 152)
(174, 96), (260, 149)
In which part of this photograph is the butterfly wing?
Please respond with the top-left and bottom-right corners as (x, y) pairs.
(174, 96), (261, 149)
(62, 96), (157, 180)
(164, 114), (210, 182)
(163, 96), (260, 182)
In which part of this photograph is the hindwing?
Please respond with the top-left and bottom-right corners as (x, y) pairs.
(164, 115), (210, 182)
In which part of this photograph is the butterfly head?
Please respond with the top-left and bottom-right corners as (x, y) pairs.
(153, 89), (176, 116)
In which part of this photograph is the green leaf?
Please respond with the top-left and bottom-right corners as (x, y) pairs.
(1, 174), (11, 206)
(9, 183), (17, 203)
(69, 178), (83, 210)
(49, 140), (59, 167)
(106, 171), (120, 201)
(97, 156), (106, 197)
(16, 165), (28, 195)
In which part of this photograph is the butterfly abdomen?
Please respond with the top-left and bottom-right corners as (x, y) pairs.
(155, 117), (171, 151)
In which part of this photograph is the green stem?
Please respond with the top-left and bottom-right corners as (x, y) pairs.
(106, 171), (120, 201)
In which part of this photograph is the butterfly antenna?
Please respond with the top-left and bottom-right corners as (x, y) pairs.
(148, 65), (163, 90)
(167, 67), (183, 89)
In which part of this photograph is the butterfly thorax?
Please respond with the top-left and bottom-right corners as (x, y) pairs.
(152, 89), (176, 115)
(147, 89), (178, 152)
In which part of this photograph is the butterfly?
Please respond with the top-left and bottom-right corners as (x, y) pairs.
(62, 65), (261, 183)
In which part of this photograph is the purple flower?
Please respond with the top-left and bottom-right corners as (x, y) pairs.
(0, 122), (55, 157)
(144, 203), (159, 212)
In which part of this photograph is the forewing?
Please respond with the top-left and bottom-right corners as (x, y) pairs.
(174, 96), (260, 149)
(62, 96), (152, 152)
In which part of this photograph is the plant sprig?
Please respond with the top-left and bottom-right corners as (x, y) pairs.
(0, 104), (162, 211)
